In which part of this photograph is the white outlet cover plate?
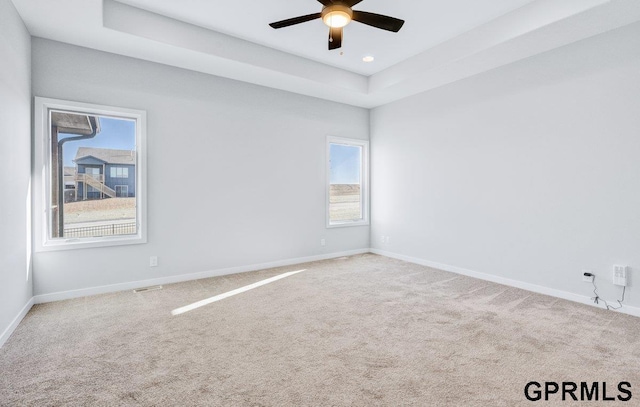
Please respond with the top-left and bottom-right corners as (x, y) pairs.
(583, 274), (594, 283)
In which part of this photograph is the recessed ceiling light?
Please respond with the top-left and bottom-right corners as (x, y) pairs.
(363, 56), (375, 63)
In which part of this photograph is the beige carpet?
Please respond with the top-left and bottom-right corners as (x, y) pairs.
(1, 254), (639, 406)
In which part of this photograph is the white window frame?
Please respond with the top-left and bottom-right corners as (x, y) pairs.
(34, 97), (147, 251)
(326, 136), (369, 228)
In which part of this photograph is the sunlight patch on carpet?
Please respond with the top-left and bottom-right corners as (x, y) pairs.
(171, 269), (306, 316)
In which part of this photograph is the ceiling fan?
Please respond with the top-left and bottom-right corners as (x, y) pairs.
(269, 0), (405, 50)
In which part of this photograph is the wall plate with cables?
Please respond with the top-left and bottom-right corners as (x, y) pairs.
(582, 271), (595, 283)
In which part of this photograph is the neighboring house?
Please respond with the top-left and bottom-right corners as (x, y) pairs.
(63, 166), (77, 203)
(74, 147), (136, 200)
(63, 166), (76, 190)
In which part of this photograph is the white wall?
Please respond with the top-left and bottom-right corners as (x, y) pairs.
(32, 38), (369, 296)
(0, 0), (32, 344)
(371, 22), (640, 308)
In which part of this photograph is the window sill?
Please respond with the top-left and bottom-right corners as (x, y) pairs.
(37, 234), (146, 252)
(326, 220), (370, 229)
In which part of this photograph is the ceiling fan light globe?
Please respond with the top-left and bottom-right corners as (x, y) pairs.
(321, 5), (353, 28)
(323, 11), (351, 28)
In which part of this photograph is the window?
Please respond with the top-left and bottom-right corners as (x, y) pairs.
(327, 136), (369, 227)
(110, 167), (129, 178)
(34, 97), (146, 251)
(115, 185), (129, 198)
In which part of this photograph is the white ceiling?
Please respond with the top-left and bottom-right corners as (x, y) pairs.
(112, 0), (535, 76)
(11, 0), (640, 108)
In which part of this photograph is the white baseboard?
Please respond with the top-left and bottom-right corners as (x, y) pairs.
(34, 249), (370, 304)
(0, 297), (34, 348)
(371, 248), (640, 318)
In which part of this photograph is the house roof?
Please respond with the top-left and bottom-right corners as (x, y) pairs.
(74, 147), (135, 165)
(63, 166), (76, 176)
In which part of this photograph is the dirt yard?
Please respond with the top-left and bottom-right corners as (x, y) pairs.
(330, 184), (361, 221)
(64, 198), (136, 224)
(63, 188), (358, 225)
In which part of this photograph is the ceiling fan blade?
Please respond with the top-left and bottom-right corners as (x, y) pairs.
(352, 11), (405, 32)
(343, 0), (364, 6)
(328, 27), (343, 50)
(269, 13), (322, 29)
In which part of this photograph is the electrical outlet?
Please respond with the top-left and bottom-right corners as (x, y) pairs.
(149, 256), (158, 267)
(381, 235), (385, 243)
(613, 265), (628, 286)
(582, 270), (594, 283)
(320, 239), (326, 247)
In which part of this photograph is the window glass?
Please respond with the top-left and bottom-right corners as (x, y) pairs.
(327, 137), (368, 227)
(53, 114), (137, 239)
(329, 144), (362, 222)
